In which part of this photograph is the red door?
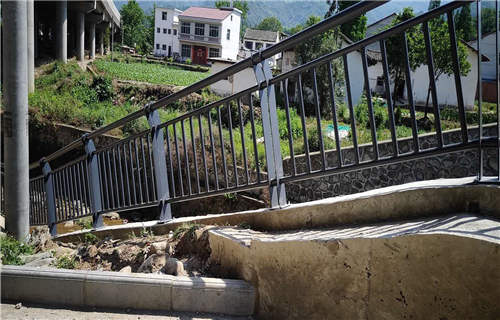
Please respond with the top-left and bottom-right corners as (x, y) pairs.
(193, 46), (207, 65)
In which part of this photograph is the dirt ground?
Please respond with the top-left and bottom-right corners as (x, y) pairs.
(1, 301), (252, 320)
(27, 224), (220, 277)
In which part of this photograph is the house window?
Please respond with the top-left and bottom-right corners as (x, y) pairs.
(209, 48), (220, 58)
(156, 27), (160, 33)
(162, 12), (167, 20)
(230, 15), (233, 21)
(209, 25), (219, 38)
(195, 23), (205, 36)
(162, 44), (167, 50)
(156, 44), (159, 49)
(181, 22), (190, 34)
(181, 44), (191, 58)
(226, 29), (230, 40)
(255, 42), (263, 50)
(173, 29), (177, 35)
(244, 41), (253, 49)
(163, 28), (167, 34)
(266, 43), (272, 48)
(168, 29), (171, 34)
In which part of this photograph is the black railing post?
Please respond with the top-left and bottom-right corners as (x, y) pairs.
(40, 159), (57, 236)
(83, 135), (103, 229)
(146, 107), (172, 221)
(253, 57), (287, 208)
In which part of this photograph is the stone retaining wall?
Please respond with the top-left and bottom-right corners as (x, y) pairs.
(284, 124), (498, 203)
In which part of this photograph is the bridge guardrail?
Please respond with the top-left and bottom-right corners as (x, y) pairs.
(22, 0), (498, 236)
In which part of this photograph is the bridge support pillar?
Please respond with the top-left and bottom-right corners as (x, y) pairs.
(76, 12), (85, 62)
(27, 0), (35, 93)
(89, 22), (96, 60)
(146, 108), (172, 222)
(83, 137), (103, 229)
(40, 160), (57, 237)
(56, 0), (67, 63)
(2, 1), (30, 241)
(99, 30), (105, 55)
(253, 59), (287, 209)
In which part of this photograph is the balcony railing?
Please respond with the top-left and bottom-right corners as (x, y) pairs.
(24, 0), (499, 236)
(179, 33), (221, 44)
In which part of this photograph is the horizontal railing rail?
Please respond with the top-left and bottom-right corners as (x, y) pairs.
(24, 0), (498, 236)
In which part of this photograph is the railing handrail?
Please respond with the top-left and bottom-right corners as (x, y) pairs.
(29, 0), (389, 170)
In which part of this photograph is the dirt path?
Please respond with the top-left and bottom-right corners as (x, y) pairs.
(1, 302), (252, 320)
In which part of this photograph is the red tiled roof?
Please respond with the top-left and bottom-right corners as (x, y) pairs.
(179, 7), (232, 20)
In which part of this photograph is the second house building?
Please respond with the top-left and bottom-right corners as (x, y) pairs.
(154, 6), (241, 64)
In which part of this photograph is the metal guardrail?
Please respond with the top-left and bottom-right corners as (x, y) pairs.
(23, 0), (499, 236)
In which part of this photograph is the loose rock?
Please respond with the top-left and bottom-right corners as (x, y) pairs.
(162, 257), (186, 276)
(137, 254), (167, 273)
(119, 266), (132, 273)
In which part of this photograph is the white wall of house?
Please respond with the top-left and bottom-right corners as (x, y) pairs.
(209, 59), (256, 96)
(242, 35), (280, 66)
(220, 11), (241, 60)
(404, 47), (479, 109)
(154, 8), (181, 57)
(469, 32), (498, 81)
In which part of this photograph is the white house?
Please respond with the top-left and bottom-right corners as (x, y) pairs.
(154, 6), (241, 64)
(209, 58), (257, 97)
(469, 31), (499, 102)
(154, 7), (182, 57)
(241, 29), (286, 67)
(178, 7), (241, 64)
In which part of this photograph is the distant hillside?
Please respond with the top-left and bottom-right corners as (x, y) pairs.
(115, 0), (439, 30)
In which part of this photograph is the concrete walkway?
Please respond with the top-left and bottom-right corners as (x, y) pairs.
(1, 302), (252, 320)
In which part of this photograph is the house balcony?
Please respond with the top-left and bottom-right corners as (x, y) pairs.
(178, 33), (221, 45)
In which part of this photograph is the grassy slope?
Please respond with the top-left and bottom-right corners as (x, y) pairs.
(94, 60), (208, 86)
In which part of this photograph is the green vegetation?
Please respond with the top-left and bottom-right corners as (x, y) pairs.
(94, 60), (208, 86)
(55, 255), (77, 269)
(30, 61), (139, 132)
(326, 0), (367, 42)
(83, 232), (98, 244)
(256, 16), (283, 32)
(120, 0), (151, 54)
(173, 223), (202, 240)
(0, 234), (34, 265)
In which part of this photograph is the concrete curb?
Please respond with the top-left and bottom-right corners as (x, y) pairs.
(1, 266), (255, 316)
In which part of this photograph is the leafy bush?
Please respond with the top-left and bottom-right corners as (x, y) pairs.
(0, 234), (34, 265)
(354, 96), (389, 130)
(185, 58), (192, 65)
(55, 255), (77, 269)
(306, 126), (336, 152)
(337, 102), (350, 123)
(83, 232), (98, 244)
(91, 75), (113, 101)
(277, 107), (303, 140)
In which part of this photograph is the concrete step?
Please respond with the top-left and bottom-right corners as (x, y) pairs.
(208, 214), (500, 320)
(1, 267), (255, 317)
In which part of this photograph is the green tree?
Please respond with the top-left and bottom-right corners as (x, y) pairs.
(428, 0), (441, 10)
(215, 0), (249, 21)
(455, 4), (474, 41)
(423, 15), (471, 116)
(325, 0), (367, 41)
(385, 8), (426, 100)
(120, 0), (149, 54)
(480, 8), (498, 35)
(216, 0), (249, 36)
(256, 17), (283, 32)
(295, 15), (343, 116)
(145, 4), (156, 53)
(386, 7), (471, 119)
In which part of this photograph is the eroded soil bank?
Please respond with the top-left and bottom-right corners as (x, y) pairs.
(24, 224), (224, 278)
